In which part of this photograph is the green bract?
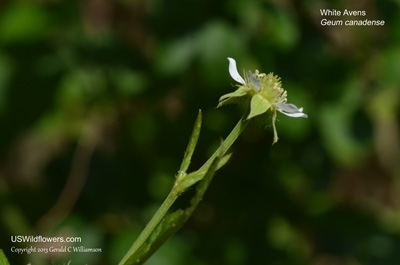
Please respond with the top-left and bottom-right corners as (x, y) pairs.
(219, 57), (308, 144)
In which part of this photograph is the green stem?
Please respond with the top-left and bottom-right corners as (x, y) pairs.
(118, 189), (178, 265)
(119, 115), (249, 265)
(199, 116), (249, 171)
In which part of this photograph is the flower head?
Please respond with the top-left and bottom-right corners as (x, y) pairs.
(219, 57), (308, 144)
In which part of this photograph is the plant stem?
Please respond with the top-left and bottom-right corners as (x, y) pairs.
(119, 115), (249, 265)
(118, 189), (178, 265)
(199, 116), (249, 171)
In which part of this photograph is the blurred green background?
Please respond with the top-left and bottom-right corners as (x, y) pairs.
(1, 0), (400, 264)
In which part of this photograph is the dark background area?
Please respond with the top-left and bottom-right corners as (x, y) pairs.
(1, 0), (400, 264)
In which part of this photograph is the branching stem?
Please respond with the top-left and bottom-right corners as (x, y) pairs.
(119, 115), (249, 265)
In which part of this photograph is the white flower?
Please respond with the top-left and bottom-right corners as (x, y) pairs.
(227, 57), (308, 119)
(221, 57), (308, 144)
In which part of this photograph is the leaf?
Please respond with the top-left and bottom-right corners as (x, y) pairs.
(121, 209), (186, 265)
(198, 116), (249, 173)
(178, 110), (202, 174)
(188, 149), (221, 209)
(125, 155), (222, 265)
(176, 153), (232, 193)
(247, 94), (272, 119)
(0, 250), (10, 265)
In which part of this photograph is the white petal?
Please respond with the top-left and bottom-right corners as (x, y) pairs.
(278, 109), (308, 118)
(227, 57), (245, 85)
(275, 102), (303, 113)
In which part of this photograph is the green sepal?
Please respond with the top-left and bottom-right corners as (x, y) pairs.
(0, 250), (10, 265)
(247, 94), (272, 120)
(271, 111), (279, 145)
(217, 86), (251, 108)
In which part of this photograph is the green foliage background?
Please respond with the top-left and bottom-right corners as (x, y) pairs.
(1, 0), (399, 264)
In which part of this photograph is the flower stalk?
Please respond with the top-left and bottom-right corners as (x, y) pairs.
(119, 112), (249, 265)
(118, 189), (179, 265)
(119, 57), (307, 264)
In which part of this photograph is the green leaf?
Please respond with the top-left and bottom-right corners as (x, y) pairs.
(176, 153), (232, 193)
(247, 94), (272, 119)
(122, 209), (186, 265)
(0, 250), (10, 265)
(188, 152), (221, 208)
(199, 116), (249, 172)
(178, 110), (202, 174)
(124, 154), (222, 265)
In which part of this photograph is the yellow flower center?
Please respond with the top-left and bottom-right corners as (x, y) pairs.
(247, 71), (288, 106)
